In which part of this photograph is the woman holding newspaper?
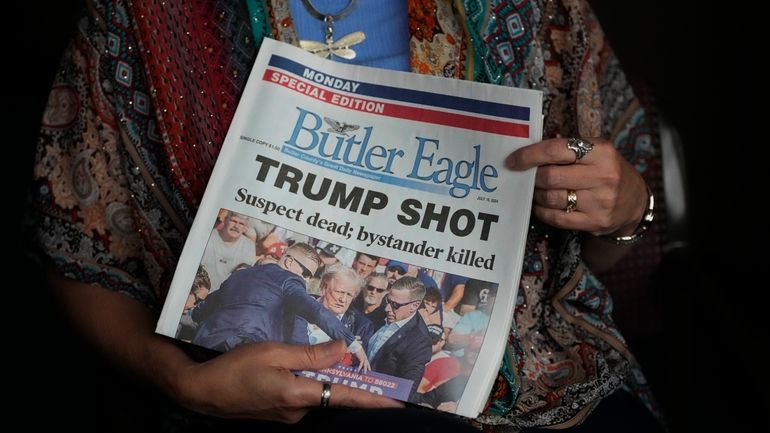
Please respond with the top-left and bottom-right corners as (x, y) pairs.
(28, 0), (662, 432)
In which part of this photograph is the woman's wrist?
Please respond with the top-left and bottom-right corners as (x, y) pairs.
(168, 360), (207, 411)
(601, 185), (655, 245)
(136, 331), (201, 408)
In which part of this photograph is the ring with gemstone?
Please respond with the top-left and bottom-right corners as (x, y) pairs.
(566, 137), (593, 162)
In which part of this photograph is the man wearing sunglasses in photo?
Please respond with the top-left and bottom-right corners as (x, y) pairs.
(351, 272), (390, 331)
(385, 260), (409, 285)
(386, 260), (440, 293)
(191, 242), (370, 371)
(367, 276), (432, 400)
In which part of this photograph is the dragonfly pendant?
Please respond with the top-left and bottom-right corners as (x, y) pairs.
(300, 31), (366, 60)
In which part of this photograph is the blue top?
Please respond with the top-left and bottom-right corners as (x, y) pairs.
(289, 0), (410, 71)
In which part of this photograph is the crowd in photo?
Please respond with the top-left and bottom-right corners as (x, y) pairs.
(176, 209), (499, 410)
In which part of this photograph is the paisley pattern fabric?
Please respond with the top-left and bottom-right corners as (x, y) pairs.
(28, 0), (662, 429)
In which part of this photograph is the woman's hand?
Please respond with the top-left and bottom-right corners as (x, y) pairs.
(177, 340), (401, 423)
(505, 138), (647, 237)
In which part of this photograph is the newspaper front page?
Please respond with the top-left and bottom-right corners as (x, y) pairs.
(157, 39), (542, 418)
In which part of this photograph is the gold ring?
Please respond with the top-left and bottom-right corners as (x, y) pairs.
(566, 190), (577, 213)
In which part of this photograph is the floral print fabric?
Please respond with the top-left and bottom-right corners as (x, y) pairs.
(28, 0), (661, 429)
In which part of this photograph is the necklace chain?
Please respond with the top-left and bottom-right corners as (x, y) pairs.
(301, 0), (357, 23)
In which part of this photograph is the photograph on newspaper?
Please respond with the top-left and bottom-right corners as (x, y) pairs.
(175, 210), (500, 408)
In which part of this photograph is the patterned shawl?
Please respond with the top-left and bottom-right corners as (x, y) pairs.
(29, 0), (662, 429)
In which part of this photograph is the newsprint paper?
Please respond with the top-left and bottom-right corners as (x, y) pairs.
(157, 39), (542, 418)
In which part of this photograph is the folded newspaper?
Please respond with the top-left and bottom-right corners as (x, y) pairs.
(156, 38), (542, 418)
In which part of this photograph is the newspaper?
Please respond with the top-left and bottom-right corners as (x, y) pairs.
(156, 38), (542, 418)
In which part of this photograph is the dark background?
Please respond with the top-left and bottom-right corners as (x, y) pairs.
(9, 1), (752, 432)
